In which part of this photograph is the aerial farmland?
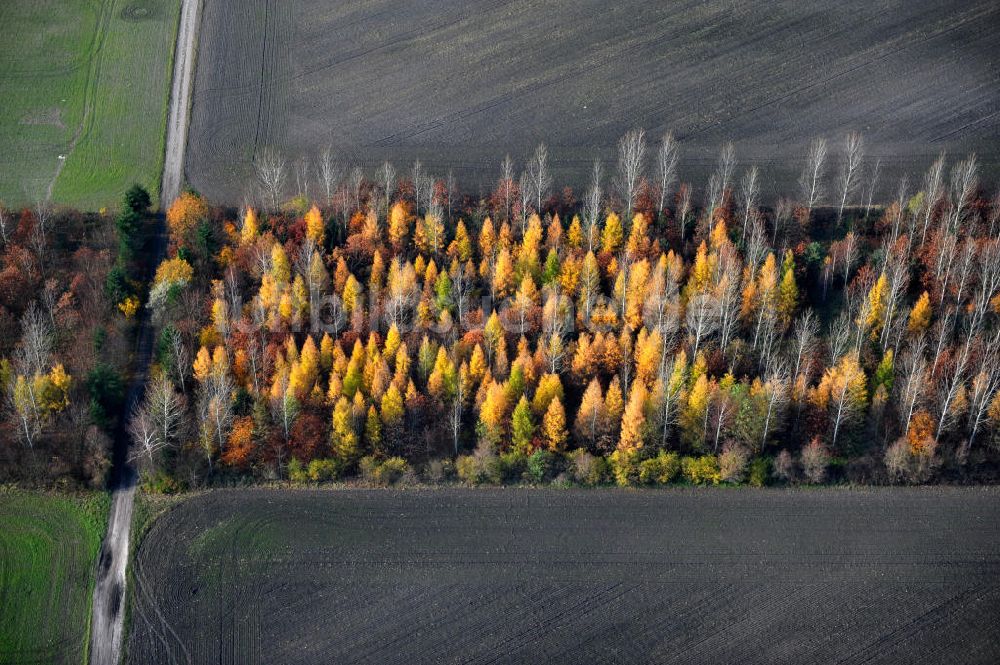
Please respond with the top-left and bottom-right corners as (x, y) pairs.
(1, 0), (999, 664)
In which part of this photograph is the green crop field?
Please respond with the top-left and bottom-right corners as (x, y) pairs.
(0, 0), (180, 211)
(0, 490), (109, 665)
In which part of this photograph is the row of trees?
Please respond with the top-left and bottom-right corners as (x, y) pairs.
(252, 131), (888, 238)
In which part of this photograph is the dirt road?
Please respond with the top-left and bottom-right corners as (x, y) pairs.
(89, 2), (202, 663)
(160, 0), (202, 209)
(87, 264), (167, 665)
(88, 471), (136, 665)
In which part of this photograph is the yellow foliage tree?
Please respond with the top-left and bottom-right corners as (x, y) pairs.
(342, 274), (362, 315)
(478, 381), (508, 447)
(381, 383), (405, 428)
(479, 217), (496, 260)
(38, 364), (72, 413)
(542, 396), (568, 452)
(451, 220), (472, 262)
(331, 396), (359, 464)
(388, 201), (410, 252)
(492, 247), (515, 298)
(240, 207), (258, 245)
(626, 213), (650, 259)
(812, 353), (868, 446)
(305, 204), (324, 245)
(685, 241), (714, 298)
(777, 250), (798, 328)
(118, 296), (140, 319)
(680, 373), (710, 450)
(532, 373), (564, 418)
(573, 378), (605, 448)
(634, 327), (663, 387)
(618, 381), (648, 452)
(166, 192), (208, 245)
(603, 376), (625, 440)
(709, 220), (729, 251)
(863, 273), (889, 337)
(271, 243), (291, 284)
(566, 215), (584, 249)
(193, 346), (213, 383)
(154, 257), (194, 288)
(907, 290), (932, 335)
(600, 211), (623, 255)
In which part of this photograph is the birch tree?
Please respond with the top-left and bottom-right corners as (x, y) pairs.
(128, 408), (157, 464)
(836, 132), (864, 224)
(918, 152), (945, 244)
(789, 310), (819, 382)
(169, 327), (190, 395)
(146, 374), (184, 454)
(716, 142), (736, 200)
(293, 156), (310, 198)
(896, 343), (927, 435)
(738, 165), (760, 241)
(377, 161), (396, 220)
(527, 143), (552, 214)
(583, 160), (603, 251)
(948, 154), (978, 232)
(499, 155), (516, 223)
(16, 302), (52, 378)
(655, 131), (679, 214)
(686, 292), (720, 357)
(255, 148), (286, 210)
(317, 146), (342, 207)
(0, 205), (8, 246)
(616, 129), (646, 217)
(967, 332), (1000, 450)
(799, 137), (828, 216)
(349, 166), (364, 214)
(760, 363), (790, 451)
(677, 184), (693, 243)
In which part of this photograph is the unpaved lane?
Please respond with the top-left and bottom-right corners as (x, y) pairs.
(88, 471), (136, 665)
(88, 266), (165, 665)
(161, 0), (203, 209)
(89, 2), (202, 663)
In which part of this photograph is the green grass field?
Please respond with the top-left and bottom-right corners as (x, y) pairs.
(0, 0), (180, 211)
(0, 490), (109, 665)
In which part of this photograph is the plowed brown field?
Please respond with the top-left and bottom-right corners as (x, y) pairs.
(126, 488), (1000, 664)
(185, 0), (1000, 202)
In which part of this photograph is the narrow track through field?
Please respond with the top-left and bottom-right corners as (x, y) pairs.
(161, 0), (203, 209)
(88, 2), (203, 663)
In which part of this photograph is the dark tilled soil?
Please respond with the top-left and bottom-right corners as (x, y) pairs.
(185, 0), (1000, 203)
(127, 487), (1000, 664)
